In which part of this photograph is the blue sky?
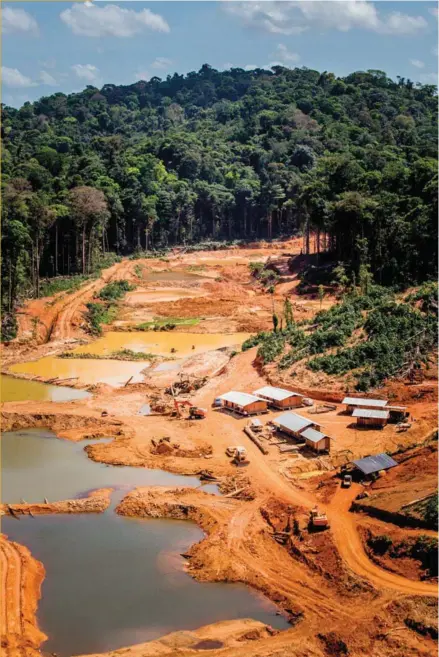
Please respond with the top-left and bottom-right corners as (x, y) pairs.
(2, 1), (438, 108)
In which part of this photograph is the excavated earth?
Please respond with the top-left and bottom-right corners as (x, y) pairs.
(1, 241), (437, 657)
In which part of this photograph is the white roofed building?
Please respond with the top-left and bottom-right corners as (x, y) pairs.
(343, 397), (388, 413)
(253, 386), (304, 409)
(217, 391), (268, 416)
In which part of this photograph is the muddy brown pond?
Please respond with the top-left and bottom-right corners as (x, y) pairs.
(1, 374), (91, 403)
(2, 429), (289, 656)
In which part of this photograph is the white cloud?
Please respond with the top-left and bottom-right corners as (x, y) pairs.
(420, 72), (438, 84)
(272, 43), (300, 65)
(39, 70), (58, 86)
(223, 1), (427, 36)
(71, 64), (100, 83)
(60, 3), (170, 37)
(151, 57), (173, 70)
(2, 7), (39, 35)
(383, 13), (427, 36)
(432, 46), (438, 58)
(244, 64), (258, 71)
(2, 66), (36, 88)
(429, 8), (438, 19)
(410, 59), (425, 69)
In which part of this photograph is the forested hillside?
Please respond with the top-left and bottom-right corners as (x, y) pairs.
(2, 65), (437, 328)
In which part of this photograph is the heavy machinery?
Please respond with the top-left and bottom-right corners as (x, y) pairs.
(309, 506), (329, 530)
(228, 446), (250, 466)
(173, 399), (206, 419)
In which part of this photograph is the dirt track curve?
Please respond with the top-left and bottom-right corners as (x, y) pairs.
(50, 259), (136, 342)
(15, 259), (136, 345)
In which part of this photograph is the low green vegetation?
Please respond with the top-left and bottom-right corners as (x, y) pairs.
(242, 284), (437, 391)
(85, 302), (118, 336)
(60, 349), (156, 361)
(0, 313), (18, 342)
(405, 491), (439, 530)
(129, 250), (169, 260)
(249, 261), (280, 289)
(39, 274), (92, 298)
(184, 240), (245, 252)
(187, 265), (206, 272)
(84, 279), (135, 334)
(98, 279), (135, 301)
(134, 264), (144, 279)
(136, 317), (199, 331)
(367, 533), (438, 577)
(405, 281), (438, 315)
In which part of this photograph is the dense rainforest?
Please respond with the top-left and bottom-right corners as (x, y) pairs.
(1, 64), (438, 335)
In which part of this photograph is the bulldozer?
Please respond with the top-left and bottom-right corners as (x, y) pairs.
(309, 506), (329, 530)
(230, 446), (250, 466)
(173, 399), (206, 420)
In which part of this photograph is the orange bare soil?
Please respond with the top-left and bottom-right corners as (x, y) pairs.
(1, 242), (437, 657)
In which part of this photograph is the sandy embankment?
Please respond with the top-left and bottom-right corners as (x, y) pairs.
(0, 534), (46, 657)
(1, 488), (113, 518)
(73, 619), (279, 657)
(0, 408), (129, 442)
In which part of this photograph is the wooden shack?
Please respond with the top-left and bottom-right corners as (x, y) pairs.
(352, 408), (389, 428)
(218, 391), (268, 416)
(343, 396), (388, 414)
(274, 412), (319, 439)
(301, 428), (333, 453)
(253, 386), (304, 410)
(386, 405), (408, 423)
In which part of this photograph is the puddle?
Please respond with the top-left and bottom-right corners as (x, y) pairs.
(71, 332), (251, 359)
(1, 375), (90, 403)
(126, 288), (204, 304)
(153, 360), (183, 372)
(2, 429), (289, 655)
(9, 357), (148, 388)
(137, 403), (151, 416)
(193, 639), (225, 650)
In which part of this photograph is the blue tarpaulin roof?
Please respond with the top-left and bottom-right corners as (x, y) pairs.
(352, 453), (398, 475)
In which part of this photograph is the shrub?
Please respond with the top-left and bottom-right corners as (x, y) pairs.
(367, 534), (393, 555)
(98, 280), (134, 301)
(1, 312), (18, 342)
(85, 302), (118, 335)
(422, 493), (438, 530)
(39, 274), (91, 297)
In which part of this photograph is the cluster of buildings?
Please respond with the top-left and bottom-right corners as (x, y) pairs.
(216, 385), (332, 453)
(342, 397), (408, 427)
(215, 387), (409, 456)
